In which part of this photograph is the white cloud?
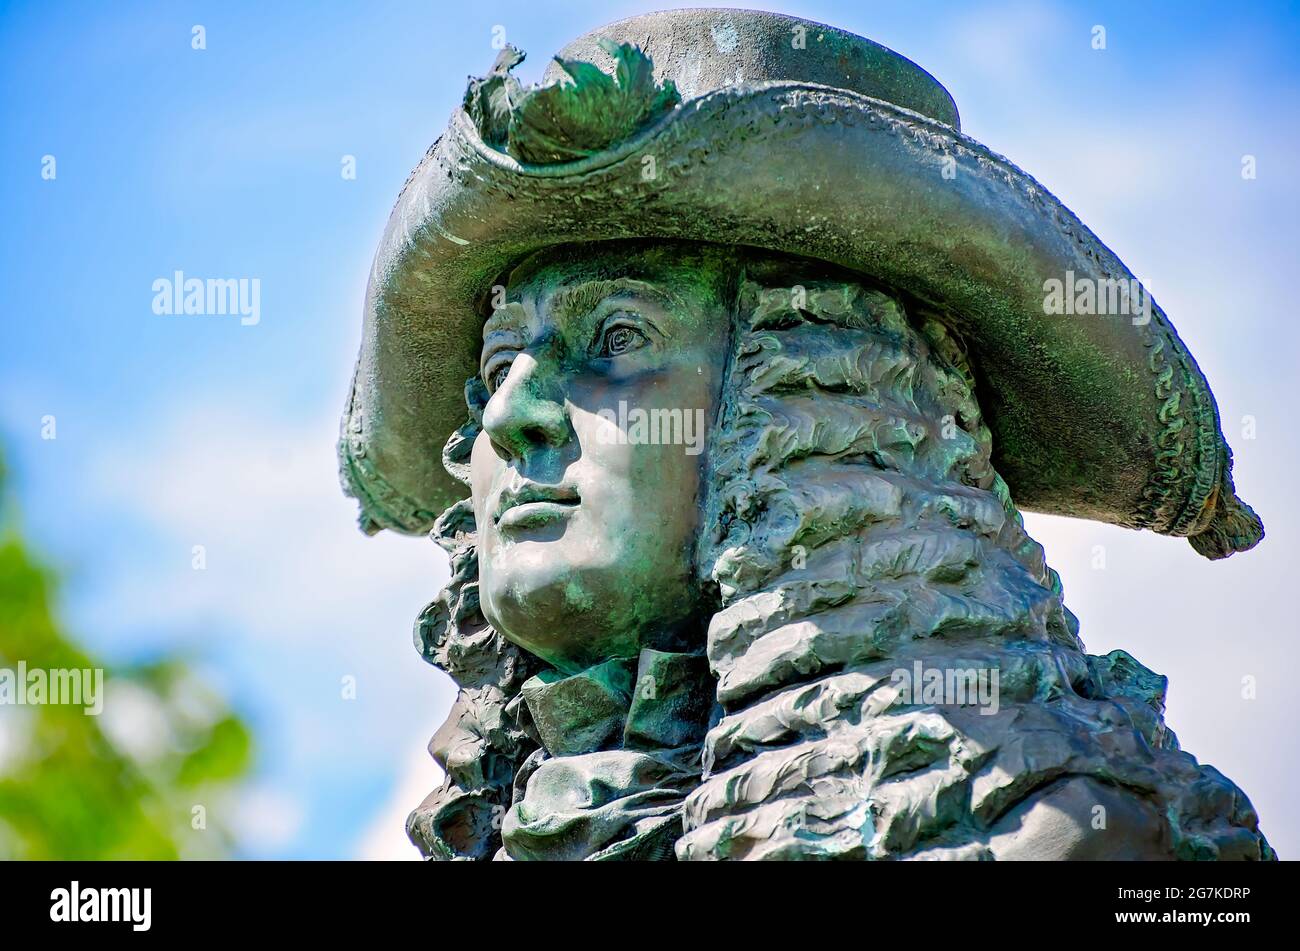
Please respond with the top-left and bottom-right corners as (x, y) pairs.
(231, 784), (305, 852)
(85, 405), (445, 641)
(352, 735), (445, 861)
(81, 403), (458, 857)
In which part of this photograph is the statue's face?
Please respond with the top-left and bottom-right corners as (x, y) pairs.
(470, 245), (732, 673)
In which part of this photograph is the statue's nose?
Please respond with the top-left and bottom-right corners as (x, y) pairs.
(481, 352), (570, 459)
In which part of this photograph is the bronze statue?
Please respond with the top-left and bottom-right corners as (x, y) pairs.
(340, 9), (1271, 860)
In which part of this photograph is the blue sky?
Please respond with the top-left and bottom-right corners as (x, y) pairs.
(2, 0), (1298, 858)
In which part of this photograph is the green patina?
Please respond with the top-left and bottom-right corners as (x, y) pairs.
(465, 39), (679, 164)
(348, 9), (1271, 862)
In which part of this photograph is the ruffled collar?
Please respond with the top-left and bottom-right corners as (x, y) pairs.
(517, 648), (714, 757)
(497, 648), (715, 861)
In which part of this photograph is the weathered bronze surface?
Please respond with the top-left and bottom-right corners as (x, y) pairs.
(342, 9), (1271, 860)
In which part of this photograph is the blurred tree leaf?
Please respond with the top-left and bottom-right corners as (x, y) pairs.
(0, 446), (255, 859)
(176, 716), (252, 787)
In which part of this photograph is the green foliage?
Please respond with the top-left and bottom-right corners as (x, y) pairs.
(0, 451), (254, 859)
(463, 45), (526, 148)
(464, 39), (679, 164)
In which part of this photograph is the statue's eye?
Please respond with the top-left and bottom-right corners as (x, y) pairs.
(597, 323), (647, 357)
(487, 362), (512, 393)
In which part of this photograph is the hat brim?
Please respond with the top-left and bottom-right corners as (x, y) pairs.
(340, 80), (1260, 558)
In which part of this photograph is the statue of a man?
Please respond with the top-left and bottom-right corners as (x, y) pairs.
(340, 10), (1272, 860)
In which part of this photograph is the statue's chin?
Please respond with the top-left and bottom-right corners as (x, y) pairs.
(479, 573), (638, 673)
(481, 566), (705, 674)
(488, 605), (639, 670)
(477, 520), (710, 672)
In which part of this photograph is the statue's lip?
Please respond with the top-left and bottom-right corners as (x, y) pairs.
(495, 482), (580, 526)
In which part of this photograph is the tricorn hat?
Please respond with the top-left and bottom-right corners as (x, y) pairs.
(340, 7), (1262, 560)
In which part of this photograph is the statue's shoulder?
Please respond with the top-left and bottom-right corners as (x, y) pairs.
(986, 775), (1170, 860)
